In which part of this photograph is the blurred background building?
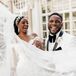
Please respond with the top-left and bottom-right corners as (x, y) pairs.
(1, 0), (76, 40)
(41, 0), (76, 41)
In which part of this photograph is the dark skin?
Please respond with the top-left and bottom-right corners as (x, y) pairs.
(17, 17), (43, 50)
(48, 15), (63, 35)
(32, 38), (44, 50)
(17, 17), (30, 42)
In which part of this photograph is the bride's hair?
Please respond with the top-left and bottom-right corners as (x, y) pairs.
(14, 16), (24, 35)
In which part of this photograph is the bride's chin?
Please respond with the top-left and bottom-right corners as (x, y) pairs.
(24, 31), (27, 34)
(23, 29), (27, 32)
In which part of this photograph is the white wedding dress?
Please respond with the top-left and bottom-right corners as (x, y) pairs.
(0, 3), (76, 76)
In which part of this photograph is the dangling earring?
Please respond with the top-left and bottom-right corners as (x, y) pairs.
(18, 28), (20, 33)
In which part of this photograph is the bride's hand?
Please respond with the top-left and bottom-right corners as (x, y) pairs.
(32, 37), (44, 50)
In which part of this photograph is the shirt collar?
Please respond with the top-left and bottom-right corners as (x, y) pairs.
(49, 30), (62, 39)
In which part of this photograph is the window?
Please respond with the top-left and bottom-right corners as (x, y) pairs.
(42, 6), (46, 13)
(43, 32), (47, 38)
(73, 21), (76, 29)
(42, 16), (46, 22)
(65, 22), (70, 29)
(43, 24), (46, 30)
(72, 12), (76, 20)
(65, 13), (69, 20)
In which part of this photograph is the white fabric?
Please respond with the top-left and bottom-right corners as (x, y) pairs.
(48, 43), (55, 51)
(0, 3), (12, 76)
(0, 3), (76, 76)
(12, 36), (76, 76)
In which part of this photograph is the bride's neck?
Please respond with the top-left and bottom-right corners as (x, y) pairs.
(18, 32), (30, 42)
(19, 32), (27, 36)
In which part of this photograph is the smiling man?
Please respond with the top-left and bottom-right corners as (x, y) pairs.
(45, 12), (76, 51)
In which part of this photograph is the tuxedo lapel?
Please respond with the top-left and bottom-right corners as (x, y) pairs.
(46, 31), (63, 51)
(52, 31), (63, 51)
(53, 42), (62, 51)
(55, 47), (62, 50)
(53, 42), (58, 51)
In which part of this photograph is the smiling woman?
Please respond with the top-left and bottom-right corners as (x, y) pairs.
(14, 16), (44, 50)
(14, 16), (30, 42)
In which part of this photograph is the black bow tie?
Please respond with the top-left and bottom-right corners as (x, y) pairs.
(48, 35), (56, 43)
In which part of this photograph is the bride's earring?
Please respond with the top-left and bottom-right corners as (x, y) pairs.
(18, 28), (20, 33)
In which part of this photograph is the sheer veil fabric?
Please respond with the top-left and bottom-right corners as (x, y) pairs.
(0, 3), (76, 76)
(0, 3), (14, 76)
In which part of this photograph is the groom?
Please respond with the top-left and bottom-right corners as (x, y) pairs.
(45, 12), (76, 51)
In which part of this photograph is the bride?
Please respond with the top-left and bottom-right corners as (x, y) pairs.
(0, 2), (76, 76)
